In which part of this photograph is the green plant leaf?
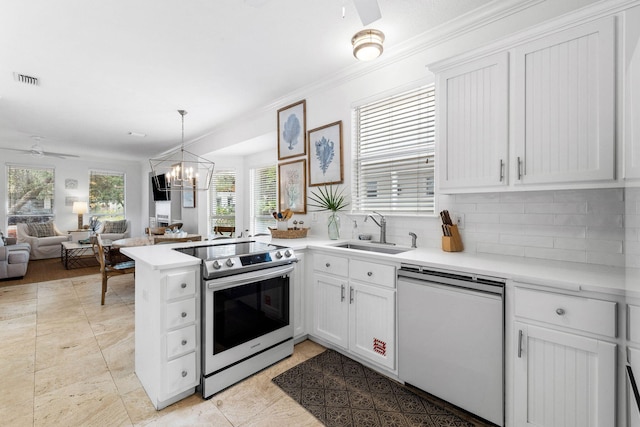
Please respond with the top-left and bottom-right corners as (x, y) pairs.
(308, 185), (349, 212)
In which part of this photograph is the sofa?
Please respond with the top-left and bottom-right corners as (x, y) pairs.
(16, 222), (71, 260)
(0, 237), (31, 279)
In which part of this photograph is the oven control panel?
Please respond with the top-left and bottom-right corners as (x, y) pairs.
(203, 248), (296, 278)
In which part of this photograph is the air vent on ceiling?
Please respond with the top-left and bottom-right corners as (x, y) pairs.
(14, 73), (39, 86)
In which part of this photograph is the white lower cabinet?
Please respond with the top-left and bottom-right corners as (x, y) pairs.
(513, 286), (617, 426)
(292, 251), (306, 339)
(135, 264), (200, 409)
(312, 251), (396, 371)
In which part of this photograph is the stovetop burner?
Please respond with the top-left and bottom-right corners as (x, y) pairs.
(174, 241), (296, 279)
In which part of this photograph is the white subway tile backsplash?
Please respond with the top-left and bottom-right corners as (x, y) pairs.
(525, 247), (586, 263)
(500, 214), (555, 225)
(500, 234), (554, 248)
(525, 202), (587, 214)
(477, 243), (525, 257)
(554, 237), (587, 251)
(438, 187), (634, 267)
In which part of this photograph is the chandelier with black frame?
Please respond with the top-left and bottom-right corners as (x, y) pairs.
(149, 110), (215, 192)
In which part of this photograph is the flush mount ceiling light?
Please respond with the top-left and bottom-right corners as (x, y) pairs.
(351, 29), (385, 61)
(149, 110), (215, 192)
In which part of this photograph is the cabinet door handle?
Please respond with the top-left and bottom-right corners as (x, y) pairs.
(340, 284), (345, 302)
(517, 157), (523, 180)
(181, 312), (187, 318)
(181, 370), (188, 378)
(181, 339), (187, 346)
(518, 329), (523, 358)
(349, 286), (354, 304)
(499, 159), (504, 182)
(181, 282), (187, 289)
(556, 308), (565, 316)
(326, 262), (331, 268)
(367, 271), (373, 277)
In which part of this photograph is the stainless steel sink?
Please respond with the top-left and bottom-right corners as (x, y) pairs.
(333, 242), (412, 254)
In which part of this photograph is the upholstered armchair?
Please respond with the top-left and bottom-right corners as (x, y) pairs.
(95, 220), (130, 241)
(16, 222), (70, 260)
(16, 222), (71, 259)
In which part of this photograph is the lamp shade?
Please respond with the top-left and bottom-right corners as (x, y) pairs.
(352, 29), (385, 61)
(72, 201), (88, 214)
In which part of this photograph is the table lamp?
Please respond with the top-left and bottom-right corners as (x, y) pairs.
(72, 201), (88, 230)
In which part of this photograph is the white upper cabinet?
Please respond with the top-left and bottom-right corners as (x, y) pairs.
(437, 52), (509, 190)
(513, 17), (616, 185)
(624, 6), (640, 180)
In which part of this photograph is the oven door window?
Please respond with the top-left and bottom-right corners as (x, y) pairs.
(213, 275), (290, 354)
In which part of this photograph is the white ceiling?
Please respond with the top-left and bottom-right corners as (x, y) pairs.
(0, 0), (493, 160)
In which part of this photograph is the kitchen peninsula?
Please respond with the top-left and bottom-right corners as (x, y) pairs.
(122, 236), (635, 425)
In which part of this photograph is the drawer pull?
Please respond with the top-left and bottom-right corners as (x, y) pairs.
(181, 370), (188, 378)
(556, 308), (565, 316)
(326, 262), (330, 268)
(181, 283), (187, 289)
(367, 271), (373, 277)
(181, 339), (187, 346)
(181, 312), (187, 318)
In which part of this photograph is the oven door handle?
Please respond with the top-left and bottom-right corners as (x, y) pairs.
(206, 264), (295, 289)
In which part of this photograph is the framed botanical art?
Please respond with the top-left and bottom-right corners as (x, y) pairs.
(277, 99), (306, 160)
(278, 159), (306, 214)
(308, 120), (343, 186)
(182, 178), (196, 208)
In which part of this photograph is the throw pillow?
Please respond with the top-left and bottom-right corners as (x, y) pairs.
(103, 220), (127, 234)
(28, 222), (55, 238)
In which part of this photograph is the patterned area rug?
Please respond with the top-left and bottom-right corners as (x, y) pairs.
(272, 349), (481, 427)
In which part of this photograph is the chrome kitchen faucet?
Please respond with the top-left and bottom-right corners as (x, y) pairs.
(365, 211), (387, 244)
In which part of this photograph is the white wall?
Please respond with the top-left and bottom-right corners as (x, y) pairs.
(1, 148), (145, 237)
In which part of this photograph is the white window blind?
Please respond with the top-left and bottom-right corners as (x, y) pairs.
(250, 165), (277, 234)
(209, 170), (236, 232)
(354, 84), (435, 213)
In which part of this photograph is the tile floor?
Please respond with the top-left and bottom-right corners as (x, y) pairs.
(0, 274), (326, 426)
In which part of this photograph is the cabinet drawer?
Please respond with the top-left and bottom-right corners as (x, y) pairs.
(629, 304), (640, 344)
(313, 253), (348, 277)
(163, 352), (197, 397)
(515, 287), (616, 338)
(350, 260), (395, 289)
(165, 270), (196, 301)
(165, 298), (197, 330)
(166, 325), (196, 359)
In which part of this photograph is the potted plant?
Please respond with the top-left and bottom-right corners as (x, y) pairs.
(308, 185), (349, 239)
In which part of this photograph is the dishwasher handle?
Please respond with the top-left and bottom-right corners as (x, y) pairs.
(398, 268), (504, 296)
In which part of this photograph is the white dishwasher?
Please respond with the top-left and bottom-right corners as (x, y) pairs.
(398, 265), (505, 426)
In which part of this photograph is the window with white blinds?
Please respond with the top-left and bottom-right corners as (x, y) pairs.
(250, 165), (277, 234)
(209, 170), (236, 233)
(353, 84), (435, 214)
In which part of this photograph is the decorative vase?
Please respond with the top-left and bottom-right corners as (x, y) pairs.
(327, 212), (340, 240)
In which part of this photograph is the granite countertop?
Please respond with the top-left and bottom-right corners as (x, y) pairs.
(121, 236), (638, 298)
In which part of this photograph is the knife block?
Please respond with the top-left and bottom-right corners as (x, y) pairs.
(442, 225), (464, 252)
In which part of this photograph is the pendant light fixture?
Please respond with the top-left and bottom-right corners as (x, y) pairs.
(351, 29), (385, 61)
(149, 110), (215, 192)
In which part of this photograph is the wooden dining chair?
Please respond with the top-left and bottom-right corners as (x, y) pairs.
(95, 234), (135, 305)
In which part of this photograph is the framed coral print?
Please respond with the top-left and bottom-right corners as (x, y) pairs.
(277, 99), (306, 160)
(278, 159), (306, 214)
(308, 120), (343, 186)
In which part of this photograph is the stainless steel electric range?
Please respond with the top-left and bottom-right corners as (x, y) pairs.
(174, 241), (297, 399)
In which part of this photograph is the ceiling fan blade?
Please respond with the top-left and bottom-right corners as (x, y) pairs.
(353, 0), (382, 25)
(42, 151), (80, 159)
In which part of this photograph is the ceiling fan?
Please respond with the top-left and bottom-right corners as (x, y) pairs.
(1, 139), (79, 159)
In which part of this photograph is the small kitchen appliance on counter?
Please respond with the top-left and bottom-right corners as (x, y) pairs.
(174, 241), (297, 399)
